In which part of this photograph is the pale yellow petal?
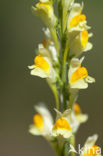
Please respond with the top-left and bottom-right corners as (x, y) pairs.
(30, 67), (48, 78)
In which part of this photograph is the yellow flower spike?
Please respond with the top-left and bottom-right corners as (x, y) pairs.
(73, 103), (81, 114)
(81, 30), (89, 47)
(53, 118), (72, 131)
(83, 145), (99, 156)
(70, 67), (88, 84)
(34, 56), (50, 73)
(69, 14), (86, 29)
(33, 114), (44, 131)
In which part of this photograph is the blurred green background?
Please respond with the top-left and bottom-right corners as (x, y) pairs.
(0, 0), (103, 155)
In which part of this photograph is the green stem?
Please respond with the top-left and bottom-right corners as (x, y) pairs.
(52, 140), (59, 156)
(62, 141), (69, 156)
(69, 89), (78, 109)
(62, 86), (67, 111)
(52, 85), (59, 110)
(69, 135), (76, 156)
(62, 41), (69, 83)
(48, 138), (61, 156)
(61, 41), (69, 111)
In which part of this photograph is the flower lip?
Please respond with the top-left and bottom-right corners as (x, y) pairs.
(33, 114), (44, 131)
(81, 30), (89, 47)
(69, 14), (86, 29)
(70, 67), (88, 84)
(34, 56), (50, 72)
(53, 118), (72, 131)
(52, 117), (72, 138)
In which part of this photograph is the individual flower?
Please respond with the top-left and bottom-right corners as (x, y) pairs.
(52, 109), (72, 138)
(68, 57), (95, 89)
(29, 104), (53, 138)
(68, 103), (88, 133)
(67, 3), (90, 32)
(32, 1), (57, 28)
(28, 50), (57, 81)
(54, 104), (88, 134)
(28, 35), (59, 82)
(28, 55), (50, 78)
(69, 30), (93, 57)
(32, 2), (59, 53)
(81, 135), (101, 156)
(52, 117), (72, 138)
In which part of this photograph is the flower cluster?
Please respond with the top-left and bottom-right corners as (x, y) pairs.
(28, 0), (100, 155)
(29, 0), (95, 88)
(29, 104), (87, 139)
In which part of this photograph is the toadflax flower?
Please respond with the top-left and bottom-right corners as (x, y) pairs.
(28, 53), (56, 81)
(28, 55), (51, 78)
(54, 105), (88, 134)
(32, 1), (57, 28)
(67, 3), (90, 32)
(68, 57), (95, 89)
(68, 103), (88, 133)
(52, 109), (72, 138)
(29, 104), (53, 138)
(28, 35), (58, 82)
(52, 117), (72, 138)
(81, 134), (101, 156)
(69, 30), (93, 57)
